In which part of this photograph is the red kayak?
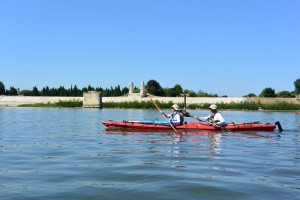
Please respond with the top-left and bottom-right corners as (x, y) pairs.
(102, 120), (283, 132)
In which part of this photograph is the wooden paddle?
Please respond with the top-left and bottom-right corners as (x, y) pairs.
(149, 97), (177, 132)
(180, 110), (205, 121)
(178, 110), (213, 126)
(181, 110), (260, 125)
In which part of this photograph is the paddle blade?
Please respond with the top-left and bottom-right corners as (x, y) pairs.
(275, 121), (283, 132)
(181, 110), (192, 117)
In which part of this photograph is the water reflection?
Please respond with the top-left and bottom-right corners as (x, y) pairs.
(169, 131), (222, 150)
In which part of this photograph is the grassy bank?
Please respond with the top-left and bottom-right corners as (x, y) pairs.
(18, 100), (300, 110)
(19, 100), (83, 108)
(104, 100), (300, 111)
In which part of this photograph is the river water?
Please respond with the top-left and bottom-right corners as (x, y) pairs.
(1, 108), (299, 200)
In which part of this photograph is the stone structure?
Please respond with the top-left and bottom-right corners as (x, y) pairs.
(140, 81), (146, 97)
(129, 81), (134, 95)
(83, 91), (102, 108)
(128, 81), (146, 98)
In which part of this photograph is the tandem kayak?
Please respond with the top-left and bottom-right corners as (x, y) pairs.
(102, 120), (283, 132)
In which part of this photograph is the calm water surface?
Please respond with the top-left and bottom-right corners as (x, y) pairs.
(1, 108), (299, 200)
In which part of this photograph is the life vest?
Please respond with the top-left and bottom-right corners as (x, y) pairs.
(170, 112), (184, 125)
(208, 113), (215, 123)
(208, 112), (221, 123)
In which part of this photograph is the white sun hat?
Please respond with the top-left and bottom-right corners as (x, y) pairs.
(171, 104), (180, 110)
(209, 104), (218, 110)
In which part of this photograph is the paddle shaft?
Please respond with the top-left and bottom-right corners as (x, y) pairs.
(149, 97), (177, 132)
(192, 116), (213, 125)
(182, 113), (210, 124)
(182, 110), (259, 126)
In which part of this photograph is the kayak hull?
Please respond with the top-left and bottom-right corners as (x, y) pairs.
(102, 120), (278, 132)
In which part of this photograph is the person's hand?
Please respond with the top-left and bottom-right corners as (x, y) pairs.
(209, 122), (217, 126)
(194, 116), (202, 121)
(213, 123), (221, 127)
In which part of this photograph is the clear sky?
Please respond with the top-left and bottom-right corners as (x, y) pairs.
(0, 0), (299, 97)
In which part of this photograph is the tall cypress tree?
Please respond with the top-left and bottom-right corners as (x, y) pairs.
(294, 79), (300, 96)
(0, 81), (5, 95)
(32, 86), (40, 96)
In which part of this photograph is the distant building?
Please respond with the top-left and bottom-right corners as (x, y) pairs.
(128, 81), (146, 98)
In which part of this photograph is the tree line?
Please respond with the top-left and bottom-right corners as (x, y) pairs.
(0, 83), (129, 97)
(243, 78), (300, 98)
(0, 79), (300, 97)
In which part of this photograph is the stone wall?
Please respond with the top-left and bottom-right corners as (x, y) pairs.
(102, 96), (247, 104)
(1, 95), (299, 107)
(0, 96), (82, 107)
(102, 96), (300, 104)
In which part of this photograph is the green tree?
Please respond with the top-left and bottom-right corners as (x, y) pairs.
(188, 91), (197, 97)
(32, 86), (40, 96)
(57, 86), (67, 96)
(276, 91), (294, 98)
(73, 85), (79, 96)
(259, 87), (276, 97)
(243, 93), (257, 97)
(164, 88), (174, 97)
(121, 87), (129, 96)
(114, 85), (122, 96)
(102, 88), (111, 96)
(49, 87), (57, 96)
(164, 84), (183, 97)
(87, 85), (94, 91)
(294, 79), (300, 96)
(19, 90), (33, 96)
(172, 84), (183, 96)
(146, 80), (165, 96)
(197, 90), (218, 97)
(0, 81), (5, 95)
(133, 86), (140, 93)
(184, 89), (197, 97)
(7, 86), (18, 95)
(41, 86), (50, 96)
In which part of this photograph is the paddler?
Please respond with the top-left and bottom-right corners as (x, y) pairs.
(194, 104), (227, 127)
(161, 104), (184, 126)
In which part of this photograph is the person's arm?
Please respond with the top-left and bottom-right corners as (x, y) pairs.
(195, 115), (209, 122)
(161, 112), (175, 124)
(160, 111), (170, 118)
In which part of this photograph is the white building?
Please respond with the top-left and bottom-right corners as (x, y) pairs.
(128, 81), (146, 97)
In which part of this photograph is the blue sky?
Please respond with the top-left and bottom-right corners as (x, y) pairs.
(1, 0), (299, 97)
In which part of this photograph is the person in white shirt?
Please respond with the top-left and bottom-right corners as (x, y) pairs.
(194, 104), (227, 127)
(161, 104), (184, 126)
